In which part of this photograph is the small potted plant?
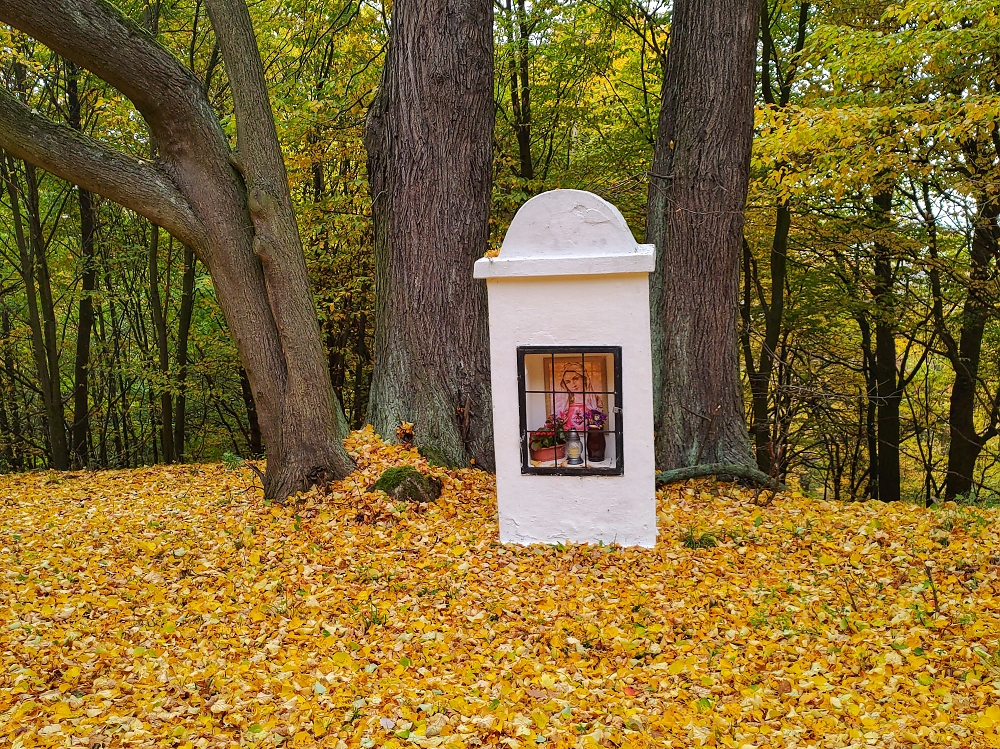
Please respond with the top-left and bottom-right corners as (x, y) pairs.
(585, 407), (607, 462)
(529, 413), (567, 462)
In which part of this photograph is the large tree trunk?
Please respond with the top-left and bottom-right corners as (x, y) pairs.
(645, 0), (759, 470)
(0, 0), (355, 497)
(364, 0), (495, 470)
(206, 0), (355, 495)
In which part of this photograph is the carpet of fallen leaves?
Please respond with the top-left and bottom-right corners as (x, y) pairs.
(2, 428), (1000, 749)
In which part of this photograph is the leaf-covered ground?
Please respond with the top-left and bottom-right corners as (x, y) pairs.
(2, 428), (999, 749)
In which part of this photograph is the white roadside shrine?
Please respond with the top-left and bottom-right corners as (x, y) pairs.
(474, 189), (658, 547)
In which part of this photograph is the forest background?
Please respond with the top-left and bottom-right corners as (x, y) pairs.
(0, 0), (997, 506)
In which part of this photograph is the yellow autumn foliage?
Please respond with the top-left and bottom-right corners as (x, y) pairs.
(1, 428), (999, 748)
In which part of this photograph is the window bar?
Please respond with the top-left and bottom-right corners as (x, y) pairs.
(581, 351), (588, 468)
(551, 352), (557, 468)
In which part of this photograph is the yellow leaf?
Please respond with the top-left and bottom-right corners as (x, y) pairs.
(974, 707), (1000, 730)
(331, 651), (353, 667)
(531, 708), (548, 730)
(53, 702), (72, 719)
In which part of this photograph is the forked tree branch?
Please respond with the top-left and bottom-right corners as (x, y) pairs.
(0, 87), (206, 249)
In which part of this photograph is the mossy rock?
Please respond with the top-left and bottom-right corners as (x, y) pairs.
(371, 466), (442, 503)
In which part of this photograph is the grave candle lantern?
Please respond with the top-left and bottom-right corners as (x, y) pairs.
(565, 430), (584, 466)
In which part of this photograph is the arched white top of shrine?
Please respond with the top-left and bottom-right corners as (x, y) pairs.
(473, 189), (655, 278)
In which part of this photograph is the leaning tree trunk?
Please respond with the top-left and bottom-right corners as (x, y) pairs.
(645, 0), (760, 470)
(364, 0), (495, 470)
(0, 0), (355, 497)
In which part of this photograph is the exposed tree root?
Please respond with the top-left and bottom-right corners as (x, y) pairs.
(655, 462), (785, 490)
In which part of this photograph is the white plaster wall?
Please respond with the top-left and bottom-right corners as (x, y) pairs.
(486, 273), (657, 547)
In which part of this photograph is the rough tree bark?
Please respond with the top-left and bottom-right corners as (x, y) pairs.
(645, 0), (760, 471)
(364, 0), (495, 470)
(0, 0), (355, 497)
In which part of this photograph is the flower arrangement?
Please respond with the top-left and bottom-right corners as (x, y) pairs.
(585, 407), (607, 430)
(529, 413), (567, 451)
